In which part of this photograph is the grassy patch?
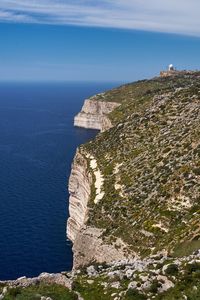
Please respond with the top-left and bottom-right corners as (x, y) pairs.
(3, 283), (77, 300)
(73, 277), (116, 300)
(173, 240), (200, 257)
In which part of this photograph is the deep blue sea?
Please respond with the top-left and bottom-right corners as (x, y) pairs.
(0, 81), (117, 280)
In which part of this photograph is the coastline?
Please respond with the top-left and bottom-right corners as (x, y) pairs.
(1, 73), (200, 299)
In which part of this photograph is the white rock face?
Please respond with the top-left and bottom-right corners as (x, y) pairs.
(74, 99), (120, 131)
(67, 150), (92, 242)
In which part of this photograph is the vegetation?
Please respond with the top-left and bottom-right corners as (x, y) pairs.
(3, 284), (77, 300)
(164, 264), (179, 276)
(125, 288), (147, 300)
(69, 260), (200, 300)
(73, 277), (118, 300)
(83, 72), (200, 256)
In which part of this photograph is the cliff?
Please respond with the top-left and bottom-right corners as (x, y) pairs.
(67, 150), (92, 243)
(74, 97), (120, 131)
(67, 149), (132, 269)
(66, 72), (200, 299)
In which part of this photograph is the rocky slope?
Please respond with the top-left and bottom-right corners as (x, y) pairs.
(73, 250), (200, 300)
(0, 251), (199, 299)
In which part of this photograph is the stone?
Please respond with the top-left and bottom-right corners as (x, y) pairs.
(128, 281), (138, 289)
(125, 269), (134, 279)
(2, 287), (7, 294)
(141, 280), (152, 291)
(86, 265), (97, 277)
(17, 276), (26, 280)
(157, 275), (174, 292)
(87, 280), (94, 285)
(139, 275), (149, 282)
(111, 293), (117, 297)
(107, 270), (123, 280)
(110, 282), (120, 289)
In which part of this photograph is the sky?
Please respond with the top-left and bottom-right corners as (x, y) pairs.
(0, 0), (199, 82)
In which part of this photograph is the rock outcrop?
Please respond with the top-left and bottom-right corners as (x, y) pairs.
(74, 98), (120, 131)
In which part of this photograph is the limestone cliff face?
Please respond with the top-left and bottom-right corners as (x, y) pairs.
(67, 149), (132, 269)
(74, 99), (120, 131)
(67, 150), (92, 243)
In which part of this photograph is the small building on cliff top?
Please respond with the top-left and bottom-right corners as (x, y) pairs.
(159, 64), (194, 77)
(160, 64), (179, 77)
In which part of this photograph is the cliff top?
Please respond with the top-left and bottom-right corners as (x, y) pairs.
(88, 71), (200, 104)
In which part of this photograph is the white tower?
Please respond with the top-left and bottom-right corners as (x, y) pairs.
(168, 64), (174, 71)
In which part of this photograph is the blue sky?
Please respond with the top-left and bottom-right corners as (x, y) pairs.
(0, 0), (199, 82)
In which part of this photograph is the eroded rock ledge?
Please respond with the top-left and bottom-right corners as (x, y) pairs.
(74, 98), (120, 131)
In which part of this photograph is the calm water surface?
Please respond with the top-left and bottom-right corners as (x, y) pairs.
(0, 82), (116, 280)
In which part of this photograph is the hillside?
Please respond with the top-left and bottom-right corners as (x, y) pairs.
(83, 72), (200, 257)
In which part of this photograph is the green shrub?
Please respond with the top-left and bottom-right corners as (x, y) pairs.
(4, 284), (77, 300)
(7, 287), (21, 297)
(185, 262), (200, 275)
(148, 280), (161, 293)
(165, 264), (179, 275)
(125, 288), (147, 300)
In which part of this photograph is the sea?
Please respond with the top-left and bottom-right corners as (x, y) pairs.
(0, 81), (117, 280)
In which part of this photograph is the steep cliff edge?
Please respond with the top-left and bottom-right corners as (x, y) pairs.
(74, 97), (120, 131)
(67, 148), (132, 269)
(67, 149), (92, 242)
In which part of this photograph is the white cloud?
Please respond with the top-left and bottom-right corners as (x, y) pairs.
(0, 0), (199, 36)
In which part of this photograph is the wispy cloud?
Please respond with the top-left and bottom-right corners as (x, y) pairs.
(0, 0), (199, 36)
